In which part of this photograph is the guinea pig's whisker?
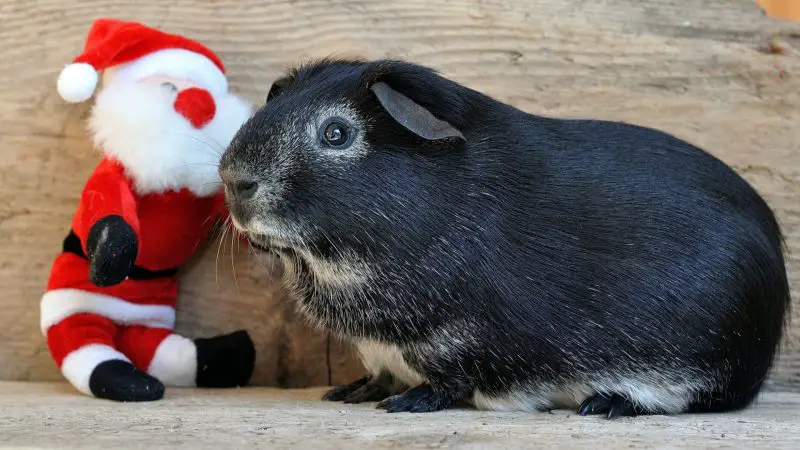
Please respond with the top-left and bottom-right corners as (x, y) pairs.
(195, 181), (224, 191)
(207, 221), (222, 242)
(198, 179), (223, 186)
(248, 237), (278, 273)
(230, 225), (241, 296)
(180, 131), (225, 151)
(215, 217), (232, 287)
(196, 129), (227, 153)
(179, 162), (222, 168)
(172, 133), (226, 158)
(201, 215), (215, 228)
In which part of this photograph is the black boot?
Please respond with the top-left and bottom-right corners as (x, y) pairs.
(89, 360), (165, 402)
(195, 330), (256, 388)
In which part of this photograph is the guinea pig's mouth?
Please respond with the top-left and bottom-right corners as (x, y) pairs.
(244, 232), (294, 254)
(225, 212), (287, 250)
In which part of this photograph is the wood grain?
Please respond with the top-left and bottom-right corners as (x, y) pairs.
(2, 381), (800, 449)
(0, 0), (798, 389)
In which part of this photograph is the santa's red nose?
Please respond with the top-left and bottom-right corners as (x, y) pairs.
(174, 87), (216, 129)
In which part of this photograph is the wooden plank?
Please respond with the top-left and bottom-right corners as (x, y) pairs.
(758, 0), (800, 22)
(0, 0), (798, 390)
(1, 381), (800, 449)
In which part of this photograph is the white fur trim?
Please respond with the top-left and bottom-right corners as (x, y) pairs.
(61, 344), (129, 396)
(57, 63), (99, 103)
(89, 80), (252, 196)
(40, 289), (176, 334)
(147, 334), (197, 387)
(113, 49), (227, 96)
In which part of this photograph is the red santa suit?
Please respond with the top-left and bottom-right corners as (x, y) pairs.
(42, 19), (255, 402)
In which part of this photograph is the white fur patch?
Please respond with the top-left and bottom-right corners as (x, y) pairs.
(472, 388), (552, 412)
(577, 376), (704, 413)
(242, 219), (372, 292)
(61, 344), (129, 396)
(147, 334), (197, 387)
(89, 79), (252, 196)
(357, 340), (426, 388)
(471, 375), (706, 413)
(300, 248), (372, 290)
(40, 289), (176, 334)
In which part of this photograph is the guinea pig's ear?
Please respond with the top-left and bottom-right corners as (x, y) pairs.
(370, 82), (465, 144)
(266, 75), (294, 103)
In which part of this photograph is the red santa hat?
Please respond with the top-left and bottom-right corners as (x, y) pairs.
(57, 18), (228, 103)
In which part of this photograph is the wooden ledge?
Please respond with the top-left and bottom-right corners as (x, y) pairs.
(1, 381), (799, 449)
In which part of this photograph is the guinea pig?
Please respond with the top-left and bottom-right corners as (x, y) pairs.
(218, 58), (791, 418)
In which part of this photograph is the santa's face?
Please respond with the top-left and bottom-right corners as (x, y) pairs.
(88, 71), (252, 197)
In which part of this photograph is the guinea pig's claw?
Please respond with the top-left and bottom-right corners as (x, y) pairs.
(322, 376), (371, 402)
(343, 383), (392, 404)
(578, 393), (638, 419)
(376, 384), (453, 413)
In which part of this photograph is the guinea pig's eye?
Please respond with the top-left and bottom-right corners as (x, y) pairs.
(161, 82), (178, 93)
(319, 118), (354, 148)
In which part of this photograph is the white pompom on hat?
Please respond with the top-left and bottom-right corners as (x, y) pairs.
(57, 62), (99, 103)
(57, 18), (228, 103)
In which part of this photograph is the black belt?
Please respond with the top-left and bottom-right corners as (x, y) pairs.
(62, 231), (178, 280)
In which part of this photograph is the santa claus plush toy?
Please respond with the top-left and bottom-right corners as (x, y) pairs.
(41, 18), (256, 402)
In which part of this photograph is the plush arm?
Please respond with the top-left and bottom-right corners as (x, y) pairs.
(72, 162), (141, 287)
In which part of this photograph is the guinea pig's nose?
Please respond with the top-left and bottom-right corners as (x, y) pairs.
(232, 180), (258, 200)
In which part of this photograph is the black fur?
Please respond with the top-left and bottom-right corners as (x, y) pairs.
(220, 58), (791, 416)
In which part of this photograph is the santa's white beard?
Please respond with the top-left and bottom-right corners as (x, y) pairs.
(88, 80), (252, 197)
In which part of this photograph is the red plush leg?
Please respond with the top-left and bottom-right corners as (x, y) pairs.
(115, 325), (172, 371)
(46, 313), (129, 396)
(117, 326), (197, 387)
(47, 313), (118, 366)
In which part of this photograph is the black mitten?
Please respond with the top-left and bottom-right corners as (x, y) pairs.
(86, 215), (138, 287)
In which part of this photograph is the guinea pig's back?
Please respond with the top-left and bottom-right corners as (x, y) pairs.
(478, 115), (790, 411)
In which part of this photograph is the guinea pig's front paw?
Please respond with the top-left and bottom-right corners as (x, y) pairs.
(342, 381), (393, 404)
(322, 376), (371, 401)
(376, 384), (452, 413)
(578, 393), (642, 419)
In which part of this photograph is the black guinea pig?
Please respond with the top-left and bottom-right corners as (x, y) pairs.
(219, 58), (791, 418)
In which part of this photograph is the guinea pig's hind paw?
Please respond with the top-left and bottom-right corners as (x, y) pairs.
(323, 376), (371, 401)
(578, 393), (638, 419)
(376, 384), (451, 413)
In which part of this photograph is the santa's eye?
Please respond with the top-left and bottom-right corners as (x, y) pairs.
(161, 82), (178, 93)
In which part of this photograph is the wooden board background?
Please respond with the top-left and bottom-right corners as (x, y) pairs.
(0, 0), (798, 390)
(758, 0), (800, 21)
